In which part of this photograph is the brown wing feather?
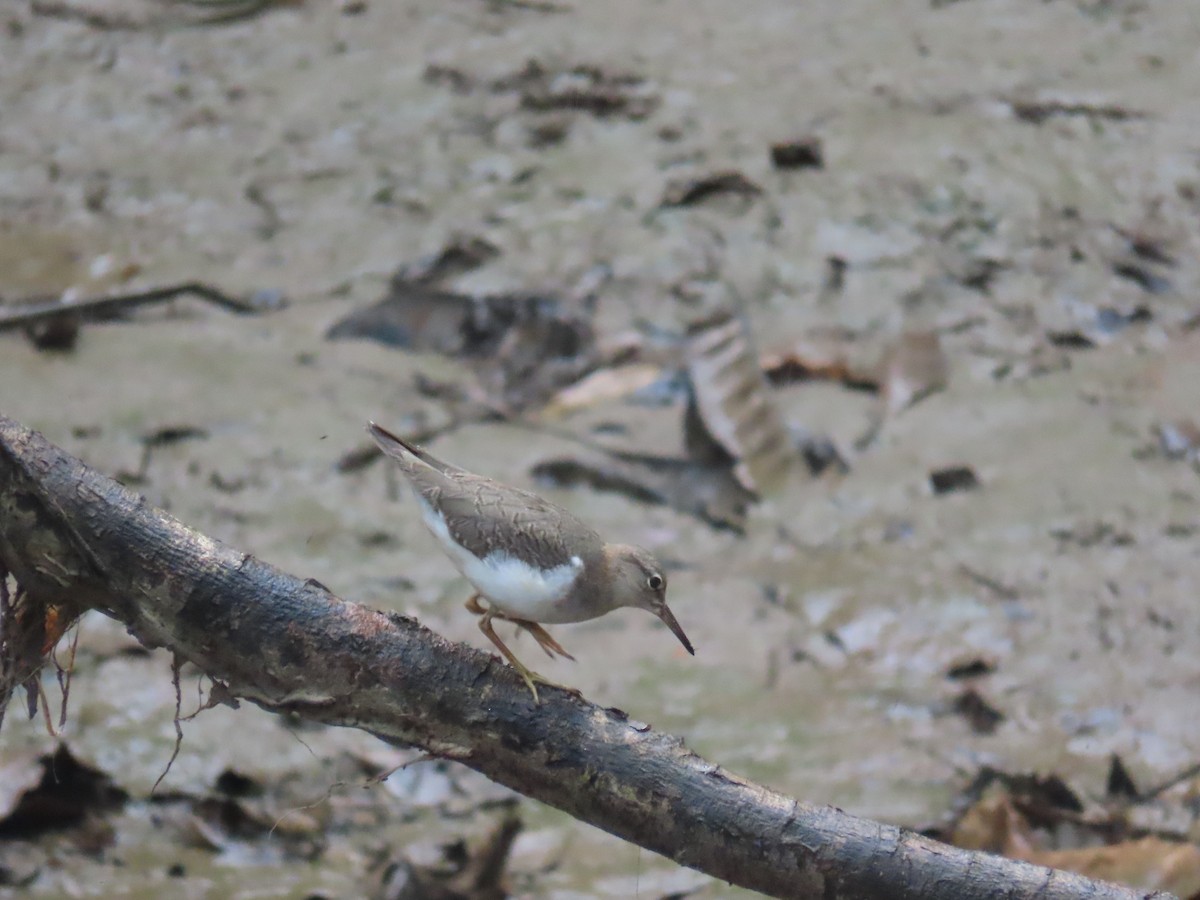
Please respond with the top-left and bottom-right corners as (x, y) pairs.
(368, 422), (605, 570)
(431, 473), (605, 571)
(367, 422), (466, 476)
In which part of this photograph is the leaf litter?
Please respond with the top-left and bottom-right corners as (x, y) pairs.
(8, 0), (1200, 894)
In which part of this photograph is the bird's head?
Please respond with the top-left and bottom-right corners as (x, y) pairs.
(606, 544), (694, 655)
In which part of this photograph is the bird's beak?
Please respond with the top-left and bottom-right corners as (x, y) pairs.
(655, 603), (695, 655)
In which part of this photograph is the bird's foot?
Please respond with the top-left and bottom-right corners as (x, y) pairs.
(508, 660), (583, 705)
(477, 608), (581, 705)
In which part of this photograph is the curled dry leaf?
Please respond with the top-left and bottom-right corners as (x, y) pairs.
(760, 327), (875, 387)
(762, 328), (948, 451)
(685, 311), (793, 496)
(660, 171), (763, 208)
(541, 363), (664, 417)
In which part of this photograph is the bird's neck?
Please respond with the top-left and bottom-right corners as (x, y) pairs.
(595, 543), (635, 611)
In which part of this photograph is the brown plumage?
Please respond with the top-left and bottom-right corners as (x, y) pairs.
(391, 431), (603, 574)
(367, 421), (694, 702)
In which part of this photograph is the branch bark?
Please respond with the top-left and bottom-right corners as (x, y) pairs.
(0, 415), (1164, 900)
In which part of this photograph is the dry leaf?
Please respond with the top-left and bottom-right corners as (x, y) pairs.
(856, 330), (949, 449)
(760, 328), (861, 385)
(949, 789), (1028, 854)
(1029, 839), (1200, 897)
(685, 311), (793, 495)
(950, 781), (1200, 896)
(541, 364), (663, 417)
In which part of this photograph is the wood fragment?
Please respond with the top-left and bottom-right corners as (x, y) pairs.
(0, 282), (266, 334)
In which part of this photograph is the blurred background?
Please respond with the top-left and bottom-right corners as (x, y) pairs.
(3, 0), (1200, 896)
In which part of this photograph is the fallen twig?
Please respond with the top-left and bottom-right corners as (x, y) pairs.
(0, 282), (269, 334)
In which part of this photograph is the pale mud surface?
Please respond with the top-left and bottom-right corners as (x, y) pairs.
(3, 0), (1200, 896)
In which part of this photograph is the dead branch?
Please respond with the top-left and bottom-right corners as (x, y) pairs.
(0, 282), (267, 333)
(0, 416), (1164, 900)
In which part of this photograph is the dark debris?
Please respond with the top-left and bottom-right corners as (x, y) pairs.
(660, 171), (763, 208)
(930, 466), (980, 495)
(0, 745), (127, 837)
(769, 136), (823, 170)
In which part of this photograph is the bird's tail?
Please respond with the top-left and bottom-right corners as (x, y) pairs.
(366, 422), (456, 474)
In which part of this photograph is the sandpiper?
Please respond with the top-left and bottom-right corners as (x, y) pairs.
(367, 422), (694, 702)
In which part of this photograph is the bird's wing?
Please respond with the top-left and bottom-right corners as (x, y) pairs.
(429, 474), (602, 571)
(367, 422), (468, 476)
(368, 421), (602, 569)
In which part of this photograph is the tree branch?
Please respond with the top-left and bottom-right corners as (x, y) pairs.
(0, 415), (1163, 900)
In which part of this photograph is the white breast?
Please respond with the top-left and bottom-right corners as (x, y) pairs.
(416, 496), (583, 620)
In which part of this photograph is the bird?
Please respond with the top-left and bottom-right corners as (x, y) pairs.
(367, 421), (694, 702)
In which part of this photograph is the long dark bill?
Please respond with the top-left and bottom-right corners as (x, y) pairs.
(656, 603), (695, 655)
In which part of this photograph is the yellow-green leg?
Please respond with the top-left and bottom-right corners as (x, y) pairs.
(466, 595), (580, 703)
(511, 618), (576, 661)
(464, 594), (574, 660)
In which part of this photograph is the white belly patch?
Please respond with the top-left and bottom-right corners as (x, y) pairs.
(416, 496), (583, 619)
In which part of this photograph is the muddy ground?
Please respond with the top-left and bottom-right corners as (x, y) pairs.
(3, 0), (1200, 896)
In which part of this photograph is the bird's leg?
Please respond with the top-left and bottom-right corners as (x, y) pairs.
(465, 593), (487, 616)
(464, 594), (574, 661)
(476, 608), (581, 704)
(510, 618), (576, 661)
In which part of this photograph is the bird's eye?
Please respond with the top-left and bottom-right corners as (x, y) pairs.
(647, 573), (664, 592)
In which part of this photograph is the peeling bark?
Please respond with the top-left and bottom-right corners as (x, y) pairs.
(0, 416), (1164, 900)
